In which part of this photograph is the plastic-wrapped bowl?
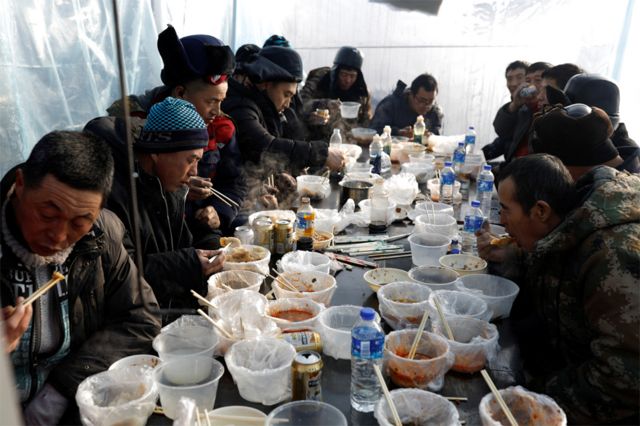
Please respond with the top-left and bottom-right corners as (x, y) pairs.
(375, 389), (459, 426)
(363, 267), (411, 292)
(429, 290), (492, 322)
(109, 354), (161, 371)
(378, 282), (431, 330)
(155, 356), (224, 420)
(273, 271), (337, 306)
(414, 213), (458, 238)
(432, 316), (499, 373)
(409, 201), (455, 221)
(408, 233), (451, 267)
(317, 305), (379, 360)
(266, 297), (324, 331)
(383, 329), (454, 390)
(296, 175), (331, 200)
(479, 386), (567, 426)
(358, 199), (398, 225)
(457, 274), (520, 320)
(224, 338), (296, 405)
(223, 245), (271, 275)
(314, 209), (341, 233)
(340, 101), (361, 119)
(401, 162), (435, 183)
(207, 270), (264, 297)
(409, 266), (460, 291)
(427, 178), (461, 203)
(395, 142), (427, 164)
(207, 406), (267, 426)
(266, 400), (347, 426)
(439, 254), (488, 276)
(152, 325), (218, 362)
(279, 250), (331, 274)
(76, 366), (158, 426)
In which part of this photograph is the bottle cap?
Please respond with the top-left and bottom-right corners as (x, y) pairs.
(471, 200), (481, 207)
(483, 164), (492, 171)
(468, 126), (475, 130)
(416, 115), (424, 122)
(333, 128), (340, 134)
(301, 196), (310, 204)
(458, 142), (465, 147)
(360, 307), (376, 321)
(444, 161), (453, 167)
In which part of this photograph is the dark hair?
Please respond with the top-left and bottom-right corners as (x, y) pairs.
(526, 61), (552, 75)
(410, 73), (438, 95)
(505, 60), (529, 76)
(22, 131), (114, 203)
(542, 63), (584, 90)
(498, 154), (575, 217)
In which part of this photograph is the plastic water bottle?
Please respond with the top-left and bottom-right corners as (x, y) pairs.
(413, 115), (425, 144)
(369, 178), (389, 234)
(440, 161), (455, 205)
(453, 142), (466, 173)
(369, 134), (383, 175)
(464, 126), (476, 154)
(477, 164), (495, 220)
(329, 128), (342, 148)
(462, 200), (484, 254)
(382, 125), (392, 155)
(350, 307), (385, 412)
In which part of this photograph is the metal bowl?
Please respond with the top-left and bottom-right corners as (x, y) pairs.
(339, 180), (373, 206)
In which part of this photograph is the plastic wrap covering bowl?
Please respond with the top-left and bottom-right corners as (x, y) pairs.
(296, 175), (331, 200)
(409, 201), (455, 221)
(279, 250), (331, 274)
(207, 270), (264, 298)
(207, 406), (267, 425)
(272, 271), (337, 307)
(155, 356), (224, 420)
(317, 305), (379, 360)
(266, 297), (325, 331)
(109, 354), (161, 372)
(76, 366), (158, 426)
(266, 400), (347, 426)
(457, 274), (520, 320)
(383, 330), (454, 390)
(439, 254), (488, 276)
(378, 282), (432, 330)
(374, 389), (460, 426)
(224, 338), (297, 405)
(432, 316), (499, 373)
(408, 266), (460, 291)
(247, 209), (296, 226)
(408, 233), (452, 267)
(414, 213), (458, 238)
(429, 290), (492, 323)
(384, 173), (420, 206)
(479, 386), (567, 426)
(314, 208), (341, 233)
(223, 245), (271, 276)
(363, 267), (411, 293)
(358, 199), (398, 225)
(401, 161), (436, 183)
(152, 325), (218, 362)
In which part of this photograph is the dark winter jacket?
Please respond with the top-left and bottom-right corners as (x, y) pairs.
(84, 116), (207, 314)
(612, 123), (640, 174)
(370, 80), (443, 136)
(0, 169), (161, 401)
(483, 102), (533, 162)
(222, 78), (328, 177)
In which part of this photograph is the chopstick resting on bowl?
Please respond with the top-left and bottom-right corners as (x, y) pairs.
(196, 308), (233, 339)
(480, 369), (519, 426)
(268, 269), (300, 293)
(22, 271), (65, 307)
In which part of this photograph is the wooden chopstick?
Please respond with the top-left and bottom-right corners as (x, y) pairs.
(208, 188), (232, 207)
(268, 271), (300, 293)
(22, 272), (65, 307)
(445, 396), (468, 401)
(433, 295), (455, 341)
(408, 309), (429, 359)
(190, 289), (215, 308)
(196, 308), (233, 339)
(368, 254), (412, 261)
(373, 364), (402, 426)
(480, 369), (519, 426)
(210, 188), (240, 208)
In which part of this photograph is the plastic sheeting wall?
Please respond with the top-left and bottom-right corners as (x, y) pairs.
(1, 0), (637, 176)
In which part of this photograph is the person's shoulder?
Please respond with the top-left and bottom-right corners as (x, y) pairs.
(95, 209), (127, 242)
(305, 66), (331, 80)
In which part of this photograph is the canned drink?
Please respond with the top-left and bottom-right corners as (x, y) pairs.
(280, 330), (323, 353)
(275, 219), (294, 254)
(234, 226), (255, 245)
(292, 350), (323, 401)
(253, 218), (273, 252)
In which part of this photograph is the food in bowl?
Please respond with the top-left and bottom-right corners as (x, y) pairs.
(439, 254), (488, 275)
(270, 309), (315, 322)
(226, 246), (268, 262)
(479, 386), (567, 426)
(312, 230), (334, 250)
(363, 268), (411, 292)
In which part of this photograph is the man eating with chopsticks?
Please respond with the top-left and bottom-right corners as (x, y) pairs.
(1, 131), (161, 424)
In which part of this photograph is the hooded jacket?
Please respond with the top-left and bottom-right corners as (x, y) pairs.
(524, 166), (640, 423)
(0, 168), (160, 401)
(612, 123), (640, 174)
(483, 102), (533, 162)
(222, 78), (328, 177)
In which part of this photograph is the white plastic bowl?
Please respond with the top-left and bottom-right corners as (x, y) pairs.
(414, 213), (458, 238)
(340, 101), (361, 118)
(152, 325), (218, 362)
(363, 267), (411, 292)
(223, 244), (271, 276)
(409, 201), (455, 221)
(375, 389), (459, 426)
(408, 232), (451, 267)
(279, 250), (331, 274)
(207, 270), (264, 295)
(317, 305), (379, 360)
(266, 400), (347, 426)
(378, 281), (431, 330)
(439, 254), (488, 276)
(296, 175), (330, 200)
(109, 354), (161, 371)
(429, 290), (492, 322)
(408, 266), (460, 291)
(273, 271), (337, 306)
(266, 297), (324, 331)
(207, 406), (267, 426)
(457, 274), (520, 319)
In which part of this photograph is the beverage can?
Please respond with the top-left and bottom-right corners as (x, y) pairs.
(253, 218), (273, 252)
(291, 350), (323, 401)
(234, 226), (255, 245)
(280, 330), (323, 352)
(275, 219), (294, 254)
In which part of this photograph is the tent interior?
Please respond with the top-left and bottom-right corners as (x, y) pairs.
(1, 0), (638, 177)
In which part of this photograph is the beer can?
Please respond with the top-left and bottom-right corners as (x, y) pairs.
(253, 218), (273, 252)
(292, 350), (323, 401)
(275, 219), (294, 254)
(280, 330), (323, 353)
(234, 225), (255, 245)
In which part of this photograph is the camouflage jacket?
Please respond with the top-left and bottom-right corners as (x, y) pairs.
(525, 166), (640, 424)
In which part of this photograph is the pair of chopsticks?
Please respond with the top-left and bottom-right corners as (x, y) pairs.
(190, 290), (234, 339)
(22, 271), (65, 307)
(208, 187), (240, 208)
(368, 252), (412, 261)
(268, 269), (300, 293)
(267, 174), (275, 187)
(198, 409), (287, 425)
(208, 243), (231, 264)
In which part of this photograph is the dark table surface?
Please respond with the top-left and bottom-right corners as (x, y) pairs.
(152, 169), (521, 425)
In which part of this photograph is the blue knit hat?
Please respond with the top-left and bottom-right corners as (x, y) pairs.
(137, 97), (209, 153)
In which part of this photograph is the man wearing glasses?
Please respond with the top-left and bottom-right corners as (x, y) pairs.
(370, 73), (443, 138)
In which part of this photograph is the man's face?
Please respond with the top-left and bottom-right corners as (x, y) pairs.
(337, 68), (358, 91)
(178, 81), (228, 125)
(409, 87), (437, 116)
(13, 172), (102, 257)
(505, 67), (526, 95)
(498, 177), (550, 252)
(536, 77), (556, 110)
(525, 70), (545, 92)
(152, 149), (203, 192)
(265, 82), (298, 113)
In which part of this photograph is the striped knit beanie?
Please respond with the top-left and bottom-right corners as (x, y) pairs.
(137, 97), (208, 153)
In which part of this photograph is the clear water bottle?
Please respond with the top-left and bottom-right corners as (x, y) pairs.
(464, 126), (476, 154)
(350, 307), (385, 412)
(329, 128), (342, 148)
(462, 200), (484, 254)
(440, 161), (455, 205)
(453, 142), (466, 173)
(477, 164), (494, 220)
(369, 134), (383, 175)
(413, 115), (425, 144)
(382, 125), (392, 155)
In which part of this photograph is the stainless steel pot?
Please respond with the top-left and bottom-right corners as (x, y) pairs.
(339, 180), (373, 207)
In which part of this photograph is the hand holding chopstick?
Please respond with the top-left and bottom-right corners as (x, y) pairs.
(23, 271), (65, 307)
